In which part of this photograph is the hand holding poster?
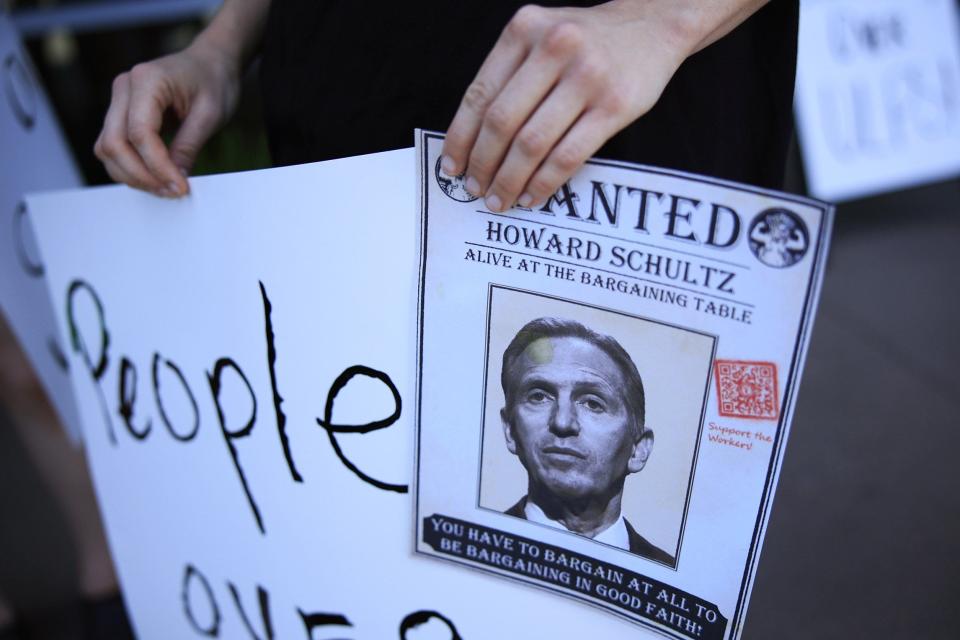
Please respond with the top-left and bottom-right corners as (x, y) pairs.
(414, 131), (833, 639)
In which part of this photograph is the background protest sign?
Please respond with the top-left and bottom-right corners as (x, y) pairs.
(794, 0), (960, 202)
(0, 15), (83, 441)
(27, 150), (660, 638)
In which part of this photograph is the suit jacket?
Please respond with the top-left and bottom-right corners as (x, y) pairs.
(505, 497), (676, 566)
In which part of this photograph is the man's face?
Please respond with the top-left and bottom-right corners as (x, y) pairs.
(502, 336), (652, 503)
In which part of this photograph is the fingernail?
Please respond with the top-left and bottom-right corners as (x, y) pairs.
(156, 187), (171, 198)
(440, 155), (457, 176)
(167, 181), (184, 197)
(486, 194), (503, 212)
(466, 176), (481, 196)
(178, 166), (189, 178)
(517, 193), (533, 208)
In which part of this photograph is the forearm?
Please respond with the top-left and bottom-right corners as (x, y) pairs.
(606, 0), (770, 57)
(191, 0), (272, 70)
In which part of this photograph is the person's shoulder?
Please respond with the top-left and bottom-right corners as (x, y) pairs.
(624, 519), (675, 566)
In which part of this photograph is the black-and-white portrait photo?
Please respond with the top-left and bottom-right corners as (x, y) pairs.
(479, 287), (716, 568)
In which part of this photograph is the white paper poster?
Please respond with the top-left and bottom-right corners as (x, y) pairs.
(0, 15), (83, 441)
(26, 150), (671, 638)
(795, 0), (960, 201)
(414, 131), (833, 639)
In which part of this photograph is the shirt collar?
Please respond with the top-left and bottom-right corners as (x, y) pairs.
(523, 500), (630, 551)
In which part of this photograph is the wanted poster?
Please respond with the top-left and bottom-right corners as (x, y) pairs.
(414, 131), (833, 639)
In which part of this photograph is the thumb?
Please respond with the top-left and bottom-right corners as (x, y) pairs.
(169, 99), (221, 176)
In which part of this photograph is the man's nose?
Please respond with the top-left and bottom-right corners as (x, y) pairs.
(549, 396), (579, 436)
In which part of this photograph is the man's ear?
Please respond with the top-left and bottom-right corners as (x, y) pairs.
(627, 427), (654, 474)
(501, 407), (518, 455)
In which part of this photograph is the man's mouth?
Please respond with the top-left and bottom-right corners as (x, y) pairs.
(542, 446), (586, 459)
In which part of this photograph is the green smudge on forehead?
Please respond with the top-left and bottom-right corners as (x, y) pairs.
(523, 337), (553, 364)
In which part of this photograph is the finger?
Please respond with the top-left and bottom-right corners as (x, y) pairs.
(94, 73), (166, 193)
(483, 78), (587, 212)
(169, 98), (220, 177)
(441, 6), (545, 179)
(100, 156), (157, 193)
(466, 23), (584, 206)
(126, 65), (189, 197)
(523, 109), (616, 208)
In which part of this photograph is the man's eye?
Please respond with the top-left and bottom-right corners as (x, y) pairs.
(525, 390), (551, 404)
(580, 397), (606, 412)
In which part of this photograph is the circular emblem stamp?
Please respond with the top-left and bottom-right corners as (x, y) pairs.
(434, 156), (478, 203)
(3, 54), (37, 130)
(747, 208), (809, 268)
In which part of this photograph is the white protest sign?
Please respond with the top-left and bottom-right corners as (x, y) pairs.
(794, 0), (960, 202)
(0, 15), (83, 441)
(28, 150), (663, 638)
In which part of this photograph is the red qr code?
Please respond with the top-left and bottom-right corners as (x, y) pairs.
(714, 360), (779, 420)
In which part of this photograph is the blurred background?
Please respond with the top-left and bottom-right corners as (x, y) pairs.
(0, 0), (958, 638)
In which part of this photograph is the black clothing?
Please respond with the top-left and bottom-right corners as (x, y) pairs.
(260, 1), (799, 189)
(505, 497), (676, 566)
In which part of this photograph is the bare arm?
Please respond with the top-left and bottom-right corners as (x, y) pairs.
(94, 0), (271, 197)
(441, 0), (770, 212)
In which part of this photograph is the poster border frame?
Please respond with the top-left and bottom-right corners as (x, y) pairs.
(414, 129), (834, 639)
(474, 282), (718, 570)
